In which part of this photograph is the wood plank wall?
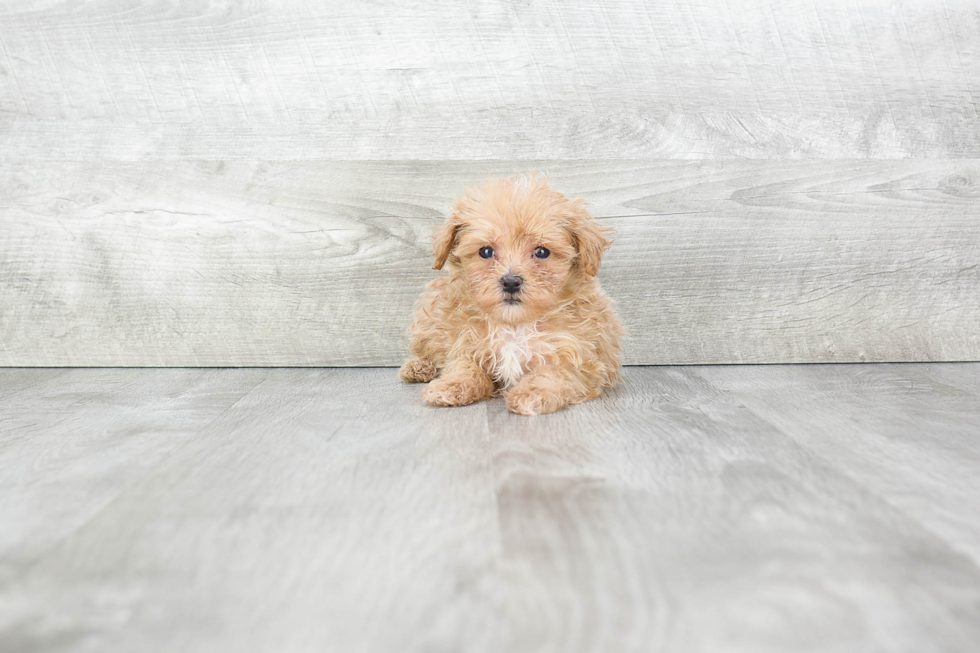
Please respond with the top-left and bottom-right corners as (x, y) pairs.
(1, 1), (978, 365)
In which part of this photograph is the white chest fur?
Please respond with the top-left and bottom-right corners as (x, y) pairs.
(487, 323), (538, 388)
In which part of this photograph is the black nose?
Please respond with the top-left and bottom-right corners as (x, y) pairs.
(500, 274), (523, 294)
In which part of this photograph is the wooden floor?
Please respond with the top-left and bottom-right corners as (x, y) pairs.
(1, 365), (979, 652)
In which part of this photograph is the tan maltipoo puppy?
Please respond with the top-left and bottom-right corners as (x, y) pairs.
(400, 175), (623, 415)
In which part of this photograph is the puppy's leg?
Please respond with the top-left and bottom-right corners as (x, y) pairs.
(401, 277), (451, 384)
(423, 359), (494, 407)
(504, 367), (598, 416)
(399, 356), (438, 383)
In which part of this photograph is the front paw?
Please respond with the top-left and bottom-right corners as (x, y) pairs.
(504, 382), (566, 416)
(399, 356), (437, 383)
(423, 376), (486, 407)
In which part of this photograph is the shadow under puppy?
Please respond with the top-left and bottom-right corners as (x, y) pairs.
(400, 175), (623, 415)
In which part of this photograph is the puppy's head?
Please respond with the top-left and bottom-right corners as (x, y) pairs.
(433, 175), (611, 324)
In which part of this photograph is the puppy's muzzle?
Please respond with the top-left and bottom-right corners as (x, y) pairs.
(500, 274), (523, 296)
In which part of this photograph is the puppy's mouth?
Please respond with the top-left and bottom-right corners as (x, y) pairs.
(502, 298), (523, 306)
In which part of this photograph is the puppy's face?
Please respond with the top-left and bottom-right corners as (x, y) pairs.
(432, 176), (610, 325)
(453, 210), (577, 324)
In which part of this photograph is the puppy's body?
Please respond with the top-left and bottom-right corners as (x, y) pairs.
(400, 176), (623, 415)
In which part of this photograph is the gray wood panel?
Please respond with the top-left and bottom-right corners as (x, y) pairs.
(697, 364), (980, 562)
(1, 160), (977, 366)
(1, 1), (978, 160)
(0, 368), (267, 569)
(2, 365), (979, 652)
(0, 369), (67, 400)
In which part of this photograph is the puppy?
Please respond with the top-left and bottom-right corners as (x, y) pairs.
(399, 175), (623, 415)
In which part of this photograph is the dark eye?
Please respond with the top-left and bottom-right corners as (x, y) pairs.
(533, 247), (550, 259)
(479, 246), (494, 259)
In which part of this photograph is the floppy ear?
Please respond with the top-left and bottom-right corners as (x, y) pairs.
(565, 199), (611, 276)
(432, 210), (465, 270)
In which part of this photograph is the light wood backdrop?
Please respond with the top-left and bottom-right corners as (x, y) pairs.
(1, 0), (978, 366)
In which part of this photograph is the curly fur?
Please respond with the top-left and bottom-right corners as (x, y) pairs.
(400, 175), (624, 415)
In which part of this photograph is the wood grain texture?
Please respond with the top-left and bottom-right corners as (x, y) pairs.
(0, 0), (978, 160)
(1, 160), (978, 366)
(698, 364), (980, 563)
(1, 365), (979, 652)
(1, 368), (500, 653)
(0, 369), (67, 400)
(0, 368), (267, 571)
